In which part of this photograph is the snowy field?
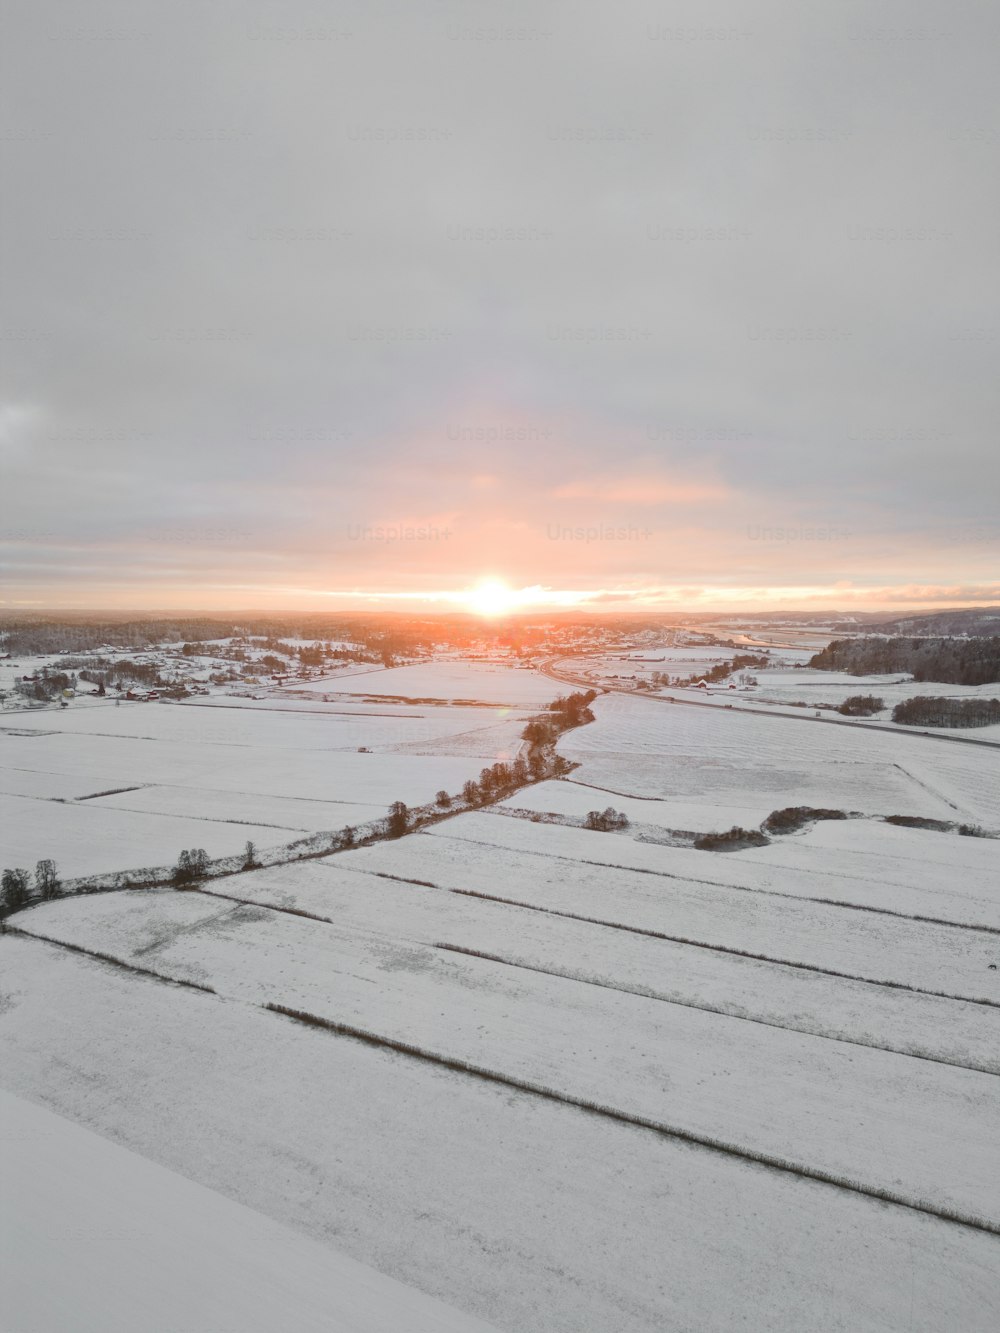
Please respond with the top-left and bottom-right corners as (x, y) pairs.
(751, 666), (1000, 714)
(309, 660), (559, 705)
(0, 697), (532, 878)
(2, 935), (998, 1333)
(557, 692), (1000, 825)
(1, 1089), (500, 1333)
(3, 686), (999, 1329)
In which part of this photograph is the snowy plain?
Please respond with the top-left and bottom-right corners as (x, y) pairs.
(0, 688), (533, 877)
(0, 1088), (502, 1333)
(3, 673), (1000, 1330)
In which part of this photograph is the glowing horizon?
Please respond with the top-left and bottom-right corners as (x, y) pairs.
(4, 577), (999, 617)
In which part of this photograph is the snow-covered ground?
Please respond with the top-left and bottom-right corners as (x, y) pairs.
(16, 882), (1000, 1222)
(3, 678), (1000, 1330)
(557, 692), (1000, 825)
(0, 698), (533, 878)
(0, 1088), (501, 1333)
(751, 666), (1000, 715)
(2, 936), (998, 1332)
(312, 660), (558, 705)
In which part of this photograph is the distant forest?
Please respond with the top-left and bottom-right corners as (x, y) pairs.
(892, 696), (1000, 729)
(0, 613), (586, 659)
(809, 637), (1000, 686)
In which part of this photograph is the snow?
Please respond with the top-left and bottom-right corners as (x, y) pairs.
(315, 660), (559, 705)
(0, 698), (532, 878)
(750, 666), (1000, 722)
(557, 692), (1000, 824)
(343, 813), (1000, 1000)
(130, 858), (1000, 1074)
(2, 937), (998, 1333)
(497, 784), (1000, 928)
(0, 790), (297, 879)
(0, 1088), (501, 1333)
(4, 669), (1000, 1330)
(17, 886), (1000, 1223)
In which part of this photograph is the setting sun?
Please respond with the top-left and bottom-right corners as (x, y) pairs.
(464, 578), (518, 617)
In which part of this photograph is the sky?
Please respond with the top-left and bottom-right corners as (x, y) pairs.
(2, 0), (998, 614)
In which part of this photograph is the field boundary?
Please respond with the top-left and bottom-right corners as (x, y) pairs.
(265, 1001), (1000, 1237)
(431, 942), (1000, 1076)
(3, 925), (216, 994)
(430, 824), (1000, 936)
(441, 886), (1000, 1009)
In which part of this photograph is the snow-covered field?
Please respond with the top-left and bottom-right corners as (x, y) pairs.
(0, 697), (532, 878)
(3, 684), (1000, 1330)
(310, 660), (558, 705)
(1, 1089), (501, 1333)
(557, 692), (1000, 825)
(2, 934), (998, 1332)
(751, 666), (1000, 714)
(15, 881), (1000, 1223)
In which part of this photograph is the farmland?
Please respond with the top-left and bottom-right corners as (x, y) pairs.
(2, 669), (999, 1330)
(0, 680), (535, 879)
(1, 1088), (501, 1333)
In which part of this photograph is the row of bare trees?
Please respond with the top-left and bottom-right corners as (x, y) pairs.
(1, 860), (60, 914)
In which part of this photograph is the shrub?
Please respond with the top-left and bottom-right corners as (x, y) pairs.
(1, 867), (31, 910)
(521, 719), (552, 745)
(837, 695), (884, 717)
(884, 815), (954, 832)
(584, 807), (630, 832)
(762, 807), (848, 835)
(435, 790), (452, 808)
(694, 827), (769, 852)
(173, 847), (209, 886)
(386, 801), (409, 839)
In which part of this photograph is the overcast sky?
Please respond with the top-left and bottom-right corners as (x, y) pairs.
(2, 0), (998, 612)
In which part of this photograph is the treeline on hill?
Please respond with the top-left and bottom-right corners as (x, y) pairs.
(809, 636), (1000, 686)
(892, 696), (1000, 729)
(0, 613), (600, 659)
(0, 616), (401, 661)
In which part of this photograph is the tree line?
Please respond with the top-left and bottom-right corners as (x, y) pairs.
(892, 696), (1000, 728)
(810, 636), (1000, 686)
(1, 860), (60, 914)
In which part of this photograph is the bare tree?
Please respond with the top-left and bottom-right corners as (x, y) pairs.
(1, 868), (31, 911)
(35, 859), (61, 899)
(386, 801), (409, 838)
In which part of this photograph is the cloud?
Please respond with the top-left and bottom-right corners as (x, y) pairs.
(552, 478), (728, 505)
(1, 0), (996, 609)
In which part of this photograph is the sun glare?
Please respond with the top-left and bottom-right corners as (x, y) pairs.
(465, 578), (518, 617)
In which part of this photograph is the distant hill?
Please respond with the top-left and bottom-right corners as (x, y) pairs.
(865, 607), (1000, 637)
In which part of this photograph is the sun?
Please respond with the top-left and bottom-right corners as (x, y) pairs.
(465, 578), (519, 617)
